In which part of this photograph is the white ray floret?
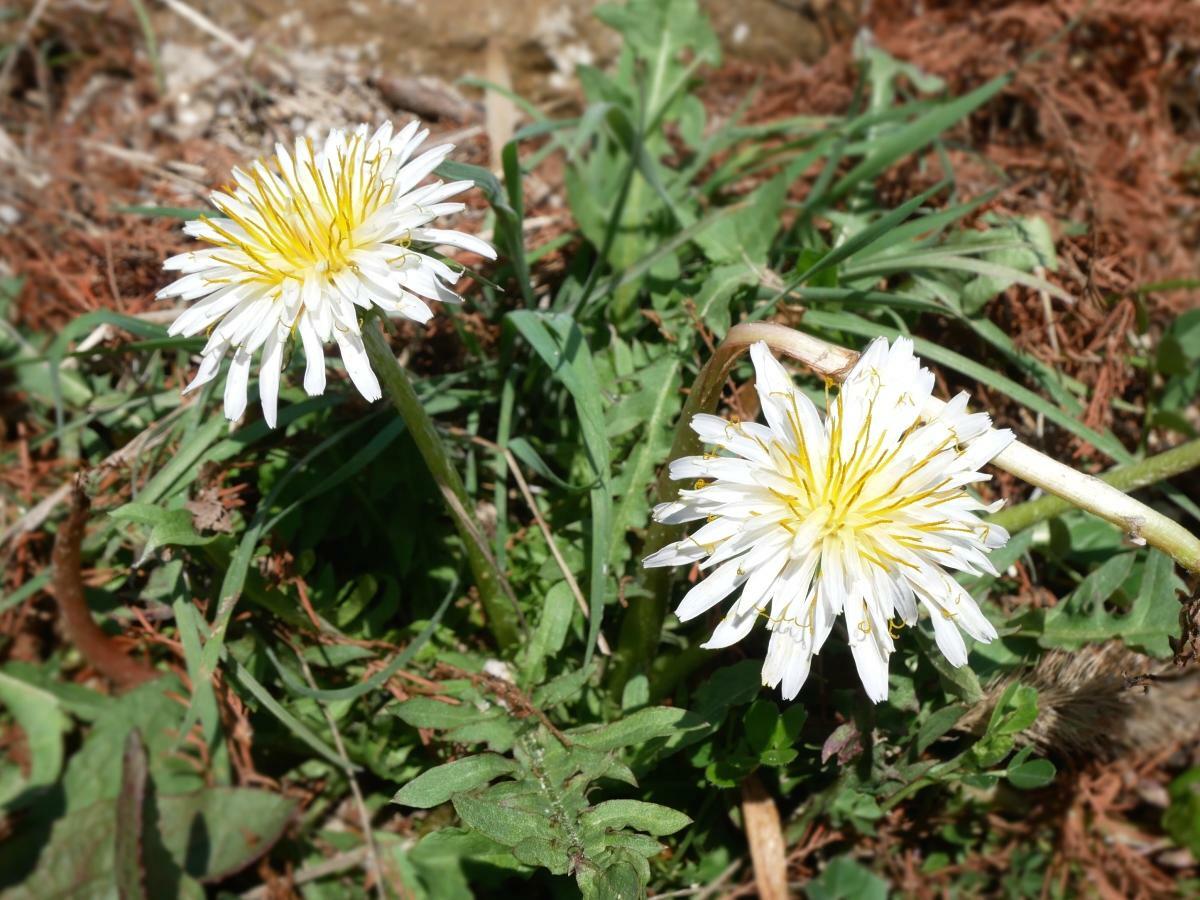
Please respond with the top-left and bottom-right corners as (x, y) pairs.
(645, 338), (1014, 703)
(158, 121), (495, 426)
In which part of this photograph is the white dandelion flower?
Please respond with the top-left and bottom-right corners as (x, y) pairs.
(644, 338), (1015, 703)
(158, 121), (495, 427)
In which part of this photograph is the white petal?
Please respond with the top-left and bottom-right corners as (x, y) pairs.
(298, 314), (327, 396)
(675, 559), (748, 622)
(702, 605), (760, 649)
(334, 328), (382, 402)
(183, 343), (228, 394)
(223, 347), (252, 422)
(643, 540), (707, 569)
(259, 327), (286, 428)
(927, 604), (969, 668)
(410, 227), (497, 260)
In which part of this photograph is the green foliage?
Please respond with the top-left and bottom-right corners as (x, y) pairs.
(695, 699), (807, 787)
(392, 670), (695, 897)
(1040, 549), (1182, 656)
(1164, 769), (1200, 858)
(806, 856), (889, 900)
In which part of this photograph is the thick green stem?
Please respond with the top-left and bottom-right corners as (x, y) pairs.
(611, 323), (1200, 695)
(362, 321), (523, 650)
(989, 438), (1200, 535)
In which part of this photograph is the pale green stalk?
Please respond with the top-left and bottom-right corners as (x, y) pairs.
(989, 438), (1200, 535)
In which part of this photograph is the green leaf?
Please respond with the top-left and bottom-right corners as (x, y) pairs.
(6, 787), (293, 898)
(532, 665), (595, 709)
(452, 793), (552, 847)
(110, 502), (216, 564)
(694, 174), (787, 267)
(608, 353), (683, 563)
(61, 676), (203, 811)
(511, 837), (572, 874)
(154, 787), (297, 882)
(1163, 769), (1200, 857)
(0, 670), (70, 810)
(1041, 551), (1180, 656)
(581, 799), (692, 836)
(444, 718), (519, 753)
(915, 629), (983, 704)
(579, 859), (644, 900)
(693, 263), (757, 337)
(806, 856), (889, 900)
(988, 683), (1039, 738)
(595, 0), (718, 69)
(916, 705), (966, 754)
(781, 182), (949, 294)
(744, 699), (781, 755)
(523, 580), (577, 679)
(393, 754), (518, 809)
(569, 706), (706, 751)
(392, 697), (486, 730)
(1006, 756), (1056, 790)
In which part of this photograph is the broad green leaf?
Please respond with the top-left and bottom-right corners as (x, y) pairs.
(452, 793), (551, 847)
(61, 676), (203, 811)
(569, 706), (706, 751)
(1041, 551), (1180, 656)
(155, 787), (297, 882)
(581, 799), (691, 836)
(0, 671), (69, 810)
(511, 836), (571, 874)
(110, 502), (216, 564)
(393, 754), (518, 809)
(408, 828), (526, 899)
(1006, 754), (1056, 790)
(5, 786), (292, 898)
(693, 173), (787, 267)
(744, 700), (781, 755)
(806, 855), (889, 900)
(693, 263), (757, 337)
(532, 665), (594, 709)
(392, 697), (492, 730)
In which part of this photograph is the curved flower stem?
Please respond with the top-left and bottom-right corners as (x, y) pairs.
(612, 322), (1200, 693)
(988, 437), (1200, 536)
(362, 320), (524, 650)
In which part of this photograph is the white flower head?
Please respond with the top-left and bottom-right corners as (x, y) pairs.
(645, 338), (1015, 703)
(158, 121), (495, 427)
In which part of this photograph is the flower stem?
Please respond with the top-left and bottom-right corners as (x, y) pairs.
(988, 437), (1200, 535)
(362, 321), (524, 650)
(613, 323), (1200, 692)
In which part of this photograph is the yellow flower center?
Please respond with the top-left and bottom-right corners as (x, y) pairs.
(202, 133), (395, 287)
(770, 385), (965, 565)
